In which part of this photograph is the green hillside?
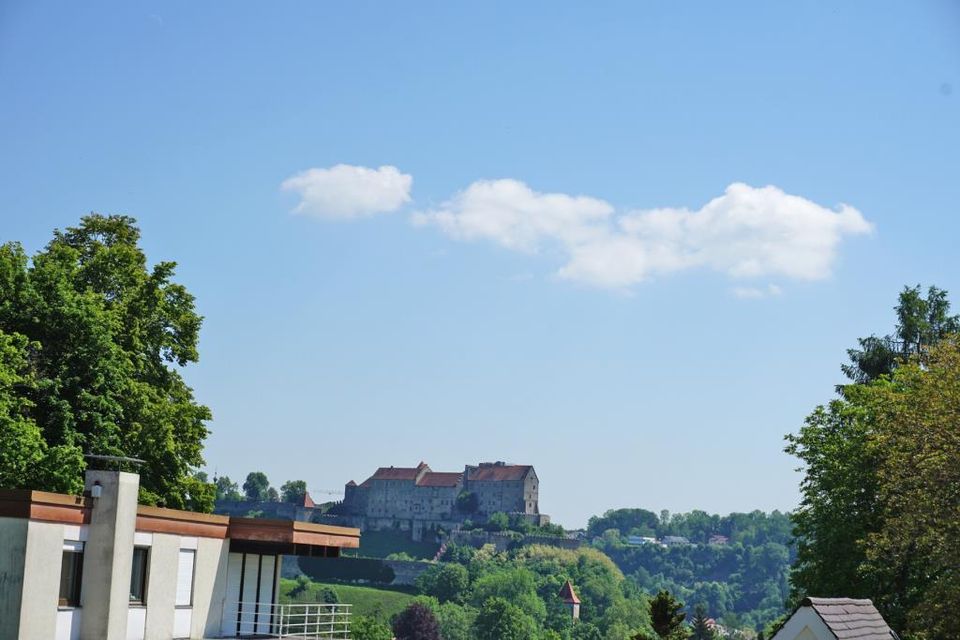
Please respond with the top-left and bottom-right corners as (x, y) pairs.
(279, 579), (416, 620)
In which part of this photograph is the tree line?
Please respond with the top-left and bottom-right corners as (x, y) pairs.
(588, 509), (793, 633)
(212, 470), (310, 504)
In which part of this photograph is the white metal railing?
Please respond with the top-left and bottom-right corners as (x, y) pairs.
(233, 602), (352, 638)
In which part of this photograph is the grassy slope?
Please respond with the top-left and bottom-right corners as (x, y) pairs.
(279, 579), (416, 620)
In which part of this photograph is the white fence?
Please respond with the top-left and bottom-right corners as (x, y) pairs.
(232, 602), (351, 639)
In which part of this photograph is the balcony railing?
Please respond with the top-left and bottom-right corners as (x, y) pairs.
(233, 601), (352, 639)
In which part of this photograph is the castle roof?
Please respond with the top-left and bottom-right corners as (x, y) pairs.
(467, 464), (533, 482)
(345, 480), (356, 487)
(417, 472), (463, 487)
(558, 580), (580, 604)
(360, 463), (432, 486)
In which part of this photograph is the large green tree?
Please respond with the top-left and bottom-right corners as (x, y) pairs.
(415, 562), (470, 604)
(784, 384), (883, 603)
(215, 475), (243, 502)
(280, 479), (308, 503)
(473, 597), (539, 640)
(860, 340), (960, 639)
(787, 286), (960, 639)
(243, 471), (271, 501)
(0, 215), (212, 510)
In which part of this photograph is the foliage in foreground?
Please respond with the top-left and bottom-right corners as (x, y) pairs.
(788, 335), (960, 639)
(0, 215), (212, 510)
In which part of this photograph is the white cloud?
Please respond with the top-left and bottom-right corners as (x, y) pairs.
(732, 284), (784, 299)
(282, 164), (412, 219)
(415, 180), (872, 291)
(411, 179), (613, 252)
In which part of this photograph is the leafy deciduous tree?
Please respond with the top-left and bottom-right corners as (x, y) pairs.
(280, 479), (308, 503)
(474, 597), (538, 640)
(0, 215), (212, 509)
(416, 562), (470, 604)
(392, 602), (441, 640)
(351, 616), (392, 640)
(215, 475), (242, 502)
(243, 471), (271, 501)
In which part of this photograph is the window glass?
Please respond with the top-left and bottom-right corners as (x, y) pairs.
(59, 550), (83, 607)
(130, 547), (149, 604)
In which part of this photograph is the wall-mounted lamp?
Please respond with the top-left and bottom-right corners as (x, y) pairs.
(91, 481), (103, 499)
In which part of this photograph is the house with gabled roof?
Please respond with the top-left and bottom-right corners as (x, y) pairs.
(772, 597), (899, 640)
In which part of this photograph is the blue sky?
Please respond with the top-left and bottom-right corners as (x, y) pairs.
(2, 1), (958, 526)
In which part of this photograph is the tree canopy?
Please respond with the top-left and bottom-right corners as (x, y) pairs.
(787, 285), (960, 639)
(842, 284), (959, 384)
(0, 215), (212, 509)
(392, 602), (441, 640)
(280, 479), (308, 503)
(243, 471), (272, 501)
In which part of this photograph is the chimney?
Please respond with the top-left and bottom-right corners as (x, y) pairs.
(79, 470), (140, 640)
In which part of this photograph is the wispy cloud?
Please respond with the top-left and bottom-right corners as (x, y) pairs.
(282, 164), (412, 219)
(415, 180), (872, 291)
(732, 284), (783, 299)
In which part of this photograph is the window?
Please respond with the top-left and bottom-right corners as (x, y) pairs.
(175, 549), (196, 607)
(59, 549), (83, 607)
(130, 547), (149, 604)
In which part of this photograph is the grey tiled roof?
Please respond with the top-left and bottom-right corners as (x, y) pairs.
(803, 598), (897, 640)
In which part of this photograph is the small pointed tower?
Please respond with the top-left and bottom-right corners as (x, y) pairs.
(558, 580), (581, 621)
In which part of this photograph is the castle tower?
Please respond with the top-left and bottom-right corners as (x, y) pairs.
(558, 580), (581, 621)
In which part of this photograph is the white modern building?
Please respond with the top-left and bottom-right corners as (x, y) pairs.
(0, 469), (360, 640)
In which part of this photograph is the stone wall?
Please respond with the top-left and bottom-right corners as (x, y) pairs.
(445, 530), (580, 552)
(283, 556), (432, 587)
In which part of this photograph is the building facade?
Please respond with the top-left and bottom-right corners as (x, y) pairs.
(341, 461), (547, 539)
(0, 470), (359, 640)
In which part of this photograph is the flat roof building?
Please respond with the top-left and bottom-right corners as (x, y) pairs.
(0, 469), (360, 640)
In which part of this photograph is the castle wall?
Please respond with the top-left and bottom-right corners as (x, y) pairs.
(341, 462), (544, 531)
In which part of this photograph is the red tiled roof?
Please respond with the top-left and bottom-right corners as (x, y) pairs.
(467, 465), (532, 481)
(558, 580), (580, 604)
(417, 472), (463, 487)
(370, 466), (423, 481)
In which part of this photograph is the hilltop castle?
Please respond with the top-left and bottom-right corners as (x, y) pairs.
(341, 461), (549, 540)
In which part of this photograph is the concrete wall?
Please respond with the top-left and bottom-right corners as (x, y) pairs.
(0, 517), (28, 639)
(19, 520), (65, 639)
(194, 537), (229, 640)
(143, 533), (179, 640)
